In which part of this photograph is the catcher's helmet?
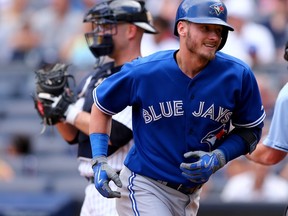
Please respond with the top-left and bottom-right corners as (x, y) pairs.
(84, 0), (157, 58)
(174, 0), (234, 50)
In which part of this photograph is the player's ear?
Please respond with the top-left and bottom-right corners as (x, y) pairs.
(177, 21), (187, 37)
(127, 24), (140, 40)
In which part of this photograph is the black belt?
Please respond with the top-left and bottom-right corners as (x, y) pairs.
(157, 180), (202, 194)
(88, 176), (201, 194)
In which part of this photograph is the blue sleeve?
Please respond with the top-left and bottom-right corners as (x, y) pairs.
(232, 68), (266, 128)
(93, 63), (135, 115)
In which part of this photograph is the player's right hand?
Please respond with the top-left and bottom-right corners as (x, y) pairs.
(92, 156), (122, 198)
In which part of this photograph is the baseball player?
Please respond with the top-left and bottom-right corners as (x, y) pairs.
(89, 0), (266, 215)
(34, 1), (157, 216)
(247, 41), (288, 166)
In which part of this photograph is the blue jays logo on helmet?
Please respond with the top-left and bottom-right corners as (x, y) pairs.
(174, 0), (234, 50)
(209, 3), (225, 16)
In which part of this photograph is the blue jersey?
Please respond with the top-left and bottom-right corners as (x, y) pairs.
(93, 50), (265, 186)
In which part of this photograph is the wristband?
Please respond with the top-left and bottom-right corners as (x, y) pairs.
(65, 98), (84, 124)
(89, 133), (109, 158)
(65, 104), (81, 124)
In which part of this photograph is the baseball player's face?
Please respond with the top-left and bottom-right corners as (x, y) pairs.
(110, 23), (134, 57)
(184, 22), (222, 61)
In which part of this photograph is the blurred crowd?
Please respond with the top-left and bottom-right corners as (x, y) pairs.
(0, 0), (288, 205)
(0, 0), (288, 68)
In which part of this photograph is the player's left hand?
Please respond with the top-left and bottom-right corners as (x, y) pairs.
(92, 156), (122, 198)
(180, 150), (226, 183)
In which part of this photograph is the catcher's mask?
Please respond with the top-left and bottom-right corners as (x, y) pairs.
(83, 0), (157, 58)
(174, 0), (234, 51)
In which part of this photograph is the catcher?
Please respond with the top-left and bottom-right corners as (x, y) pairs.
(33, 0), (157, 215)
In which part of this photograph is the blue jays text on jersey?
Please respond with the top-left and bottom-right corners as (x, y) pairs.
(93, 50), (266, 187)
(143, 100), (232, 125)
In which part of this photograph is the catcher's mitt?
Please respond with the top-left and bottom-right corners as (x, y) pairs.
(33, 63), (76, 126)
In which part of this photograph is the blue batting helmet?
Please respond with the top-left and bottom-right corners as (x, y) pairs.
(174, 0), (234, 50)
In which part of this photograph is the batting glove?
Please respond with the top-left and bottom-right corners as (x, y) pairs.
(180, 150), (226, 184)
(92, 156), (122, 198)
